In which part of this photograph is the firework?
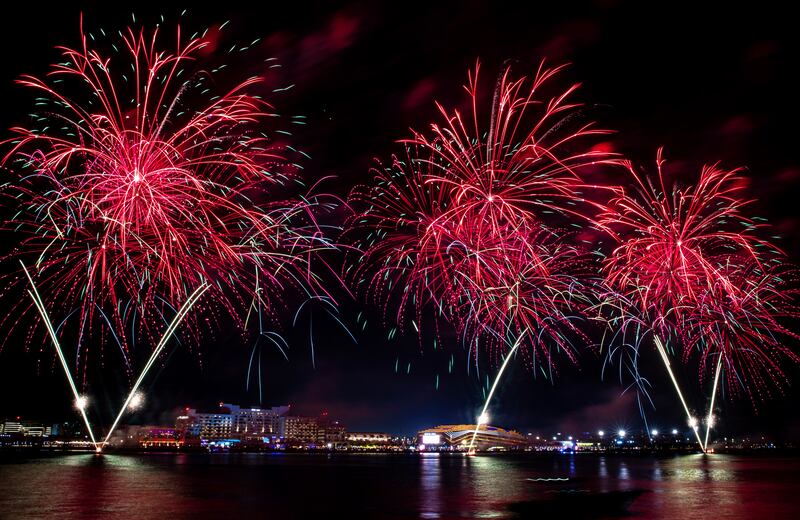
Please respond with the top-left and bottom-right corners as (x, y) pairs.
(1, 19), (334, 447)
(600, 149), (797, 450)
(347, 62), (612, 452)
(448, 222), (596, 372)
(688, 259), (800, 447)
(409, 61), (613, 231)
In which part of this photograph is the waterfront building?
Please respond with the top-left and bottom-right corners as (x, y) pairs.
(227, 404), (290, 437)
(279, 416), (319, 444)
(184, 408), (234, 438)
(347, 432), (392, 444)
(417, 424), (530, 451)
(316, 412), (346, 445)
(20, 425), (51, 437)
(176, 403), (291, 441)
(1, 420), (52, 437)
(1, 421), (22, 434)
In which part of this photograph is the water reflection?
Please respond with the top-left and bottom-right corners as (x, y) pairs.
(618, 461), (630, 480)
(418, 453), (442, 519)
(1, 453), (797, 519)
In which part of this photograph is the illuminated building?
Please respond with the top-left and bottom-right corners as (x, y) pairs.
(106, 425), (184, 448)
(279, 416), (319, 444)
(177, 403), (291, 441)
(0, 420), (52, 437)
(347, 432), (392, 444)
(1, 421), (22, 434)
(227, 404), (290, 437)
(137, 427), (181, 448)
(173, 404), (350, 448)
(20, 425), (51, 437)
(417, 424), (530, 451)
(179, 406), (234, 439)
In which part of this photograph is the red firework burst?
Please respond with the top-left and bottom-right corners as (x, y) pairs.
(688, 259), (800, 401)
(600, 149), (798, 398)
(347, 62), (612, 371)
(0, 20), (332, 374)
(408, 61), (614, 232)
(600, 149), (765, 338)
(447, 222), (596, 373)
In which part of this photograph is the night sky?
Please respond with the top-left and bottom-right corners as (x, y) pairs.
(1, 1), (798, 439)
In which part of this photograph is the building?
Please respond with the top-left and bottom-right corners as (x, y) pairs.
(180, 407), (233, 439)
(171, 404), (353, 449)
(108, 425), (182, 448)
(176, 403), (291, 441)
(1, 420), (52, 437)
(319, 422), (346, 445)
(317, 412), (347, 445)
(20, 425), (51, 437)
(417, 424), (530, 451)
(1, 421), (22, 434)
(347, 432), (392, 444)
(279, 416), (319, 444)
(137, 427), (181, 448)
(229, 404), (290, 438)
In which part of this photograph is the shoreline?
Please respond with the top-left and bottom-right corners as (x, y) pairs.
(2, 446), (799, 458)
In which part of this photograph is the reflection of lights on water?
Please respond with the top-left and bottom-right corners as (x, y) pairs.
(619, 462), (630, 480)
(419, 453), (442, 519)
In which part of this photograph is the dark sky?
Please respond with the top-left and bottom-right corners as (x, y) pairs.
(0, 1), (798, 439)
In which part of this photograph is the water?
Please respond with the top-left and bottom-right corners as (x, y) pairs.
(1, 452), (798, 519)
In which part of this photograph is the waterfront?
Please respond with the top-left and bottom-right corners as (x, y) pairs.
(1, 453), (798, 519)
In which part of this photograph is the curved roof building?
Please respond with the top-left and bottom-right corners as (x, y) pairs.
(417, 424), (529, 451)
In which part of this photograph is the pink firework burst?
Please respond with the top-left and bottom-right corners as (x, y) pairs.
(688, 258), (800, 402)
(600, 149), (764, 339)
(0, 20), (333, 375)
(347, 62), (613, 372)
(408, 61), (614, 232)
(600, 149), (798, 401)
(447, 221), (597, 374)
